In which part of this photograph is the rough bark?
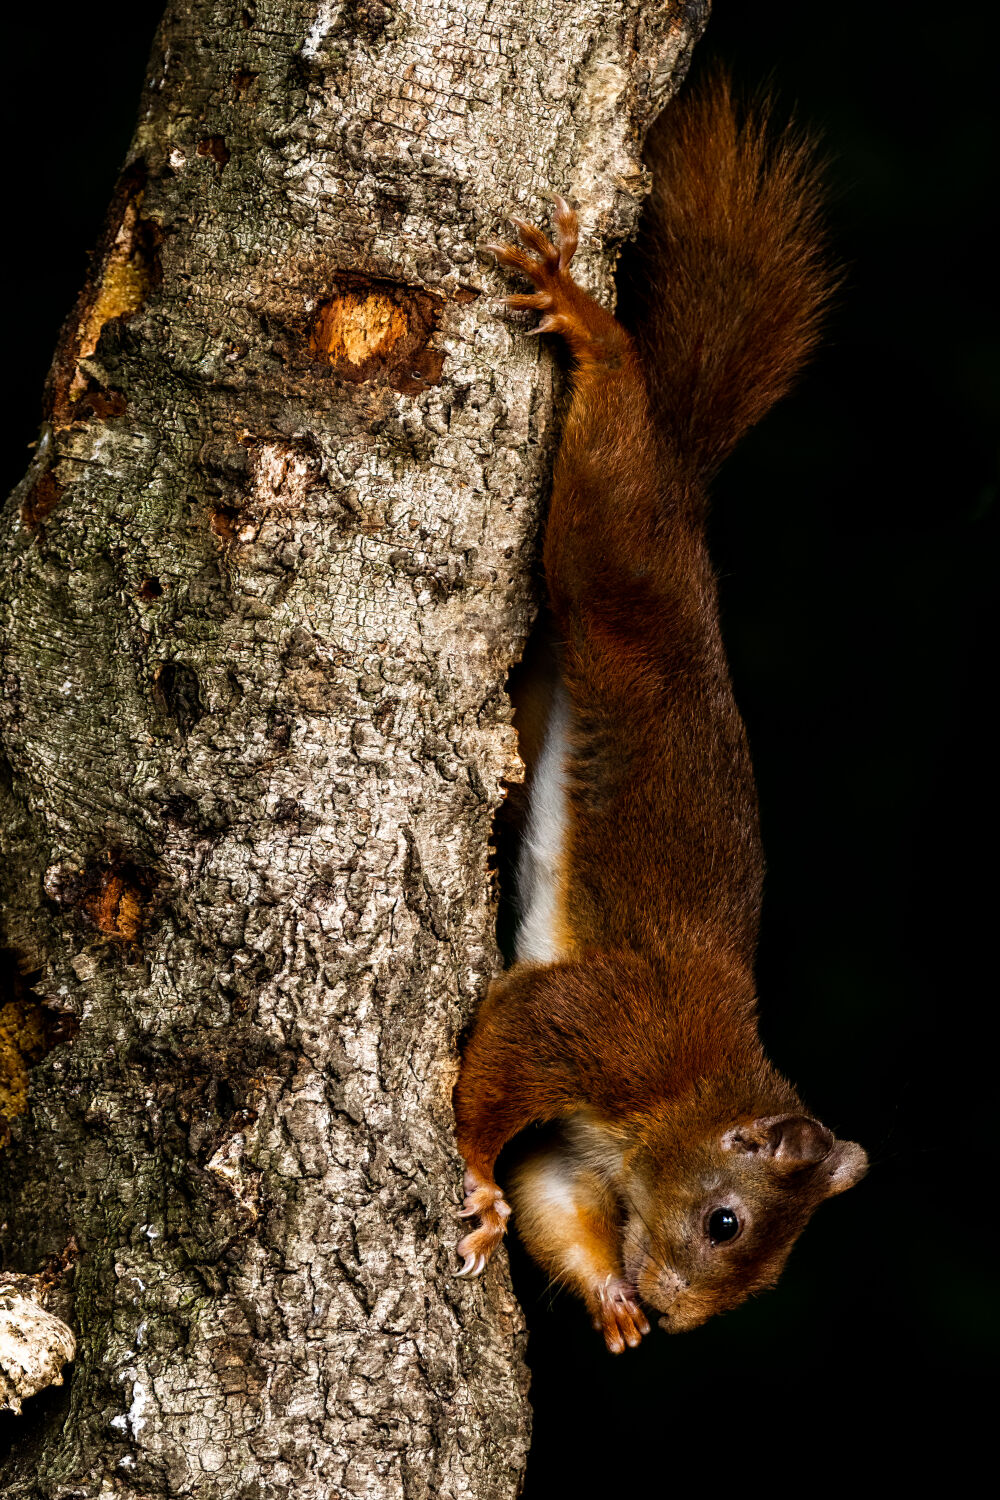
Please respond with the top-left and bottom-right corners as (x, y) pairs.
(0, 1), (704, 1494)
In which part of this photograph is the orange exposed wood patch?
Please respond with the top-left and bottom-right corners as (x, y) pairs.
(0, 951), (79, 1136)
(44, 853), (155, 944)
(0, 1001), (47, 1124)
(311, 292), (409, 368)
(69, 196), (157, 401)
(46, 161), (161, 425)
(307, 279), (444, 393)
(88, 875), (144, 940)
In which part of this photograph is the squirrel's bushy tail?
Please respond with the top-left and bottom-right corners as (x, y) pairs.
(618, 71), (835, 487)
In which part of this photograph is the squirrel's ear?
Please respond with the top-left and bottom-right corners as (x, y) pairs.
(821, 1139), (868, 1196)
(724, 1114), (833, 1169)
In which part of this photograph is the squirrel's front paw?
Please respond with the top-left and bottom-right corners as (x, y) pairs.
(455, 1169), (511, 1278)
(592, 1276), (651, 1354)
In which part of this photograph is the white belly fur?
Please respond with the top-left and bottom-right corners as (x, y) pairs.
(514, 682), (570, 964)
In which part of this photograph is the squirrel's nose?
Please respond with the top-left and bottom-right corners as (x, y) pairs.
(650, 1267), (684, 1309)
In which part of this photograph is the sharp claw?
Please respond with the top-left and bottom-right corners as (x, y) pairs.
(510, 215), (557, 261)
(504, 293), (552, 311)
(552, 193), (572, 217)
(456, 1253), (478, 1277)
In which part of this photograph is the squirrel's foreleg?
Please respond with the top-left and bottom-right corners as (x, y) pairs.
(453, 966), (584, 1277)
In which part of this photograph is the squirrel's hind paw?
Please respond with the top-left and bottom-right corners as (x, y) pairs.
(484, 199), (620, 362)
(483, 199), (578, 286)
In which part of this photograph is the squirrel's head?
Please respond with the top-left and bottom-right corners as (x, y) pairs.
(620, 1112), (867, 1332)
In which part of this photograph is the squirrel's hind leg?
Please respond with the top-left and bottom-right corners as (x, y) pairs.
(453, 964), (587, 1279)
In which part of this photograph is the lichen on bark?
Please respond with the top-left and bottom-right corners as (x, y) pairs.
(0, 0), (704, 1493)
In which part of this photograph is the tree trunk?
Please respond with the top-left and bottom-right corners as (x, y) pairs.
(0, 1), (703, 1493)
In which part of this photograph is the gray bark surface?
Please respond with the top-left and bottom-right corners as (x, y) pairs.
(0, 1), (703, 1494)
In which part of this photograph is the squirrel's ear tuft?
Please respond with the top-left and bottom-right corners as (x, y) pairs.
(823, 1139), (868, 1196)
(724, 1113), (834, 1168)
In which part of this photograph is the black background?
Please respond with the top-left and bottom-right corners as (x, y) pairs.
(3, 1), (996, 1488)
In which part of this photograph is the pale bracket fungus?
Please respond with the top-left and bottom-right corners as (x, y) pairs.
(0, 1273), (76, 1414)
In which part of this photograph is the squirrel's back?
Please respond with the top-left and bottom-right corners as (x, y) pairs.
(618, 71), (835, 492)
(514, 75), (835, 968)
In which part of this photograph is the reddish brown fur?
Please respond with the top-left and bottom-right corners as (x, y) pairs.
(619, 71), (835, 489)
(454, 75), (865, 1346)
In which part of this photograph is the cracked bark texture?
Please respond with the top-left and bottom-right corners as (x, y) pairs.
(0, 1), (704, 1494)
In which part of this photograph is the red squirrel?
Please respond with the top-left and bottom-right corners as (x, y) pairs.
(453, 74), (867, 1353)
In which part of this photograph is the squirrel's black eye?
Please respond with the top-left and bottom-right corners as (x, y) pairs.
(707, 1207), (740, 1243)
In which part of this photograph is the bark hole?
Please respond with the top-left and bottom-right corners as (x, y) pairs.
(197, 136), (231, 173)
(71, 379), (128, 423)
(20, 472), (63, 532)
(154, 660), (205, 736)
(209, 503), (241, 542)
(231, 68), (257, 98)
